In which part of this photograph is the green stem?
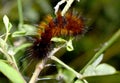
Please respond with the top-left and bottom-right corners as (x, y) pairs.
(11, 55), (19, 71)
(0, 48), (12, 64)
(80, 29), (120, 73)
(17, 0), (24, 27)
(4, 31), (9, 43)
(0, 47), (19, 70)
(50, 55), (83, 78)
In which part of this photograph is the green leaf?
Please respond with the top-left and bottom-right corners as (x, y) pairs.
(8, 43), (32, 56)
(83, 65), (96, 76)
(85, 72), (120, 83)
(83, 63), (116, 77)
(63, 70), (76, 83)
(66, 39), (74, 51)
(51, 37), (67, 42)
(95, 63), (116, 75)
(92, 54), (103, 67)
(3, 15), (12, 33)
(75, 80), (84, 83)
(12, 30), (26, 37)
(12, 24), (37, 37)
(51, 37), (74, 51)
(14, 43), (32, 54)
(8, 23), (12, 32)
(0, 60), (25, 83)
(23, 24), (37, 35)
(75, 79), (88, 83)
(3, 15), (9, 29)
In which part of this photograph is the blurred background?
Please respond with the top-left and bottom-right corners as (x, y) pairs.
(0, 0), (120, 83)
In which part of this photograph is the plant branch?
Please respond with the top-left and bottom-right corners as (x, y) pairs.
(29, 60), (45, 83)
(4, 31), (9, 43)
(48, 42), (83, 79)
(0, 48), (12, 64)
(50, 55), (83, 79)
(29, 45), (65, 83)
(11, 54), (19, 70)
(80, 29), (120, 73)
(17, 0), (24, 27)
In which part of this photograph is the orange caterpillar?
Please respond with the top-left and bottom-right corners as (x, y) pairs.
(29, 11), (85, 59)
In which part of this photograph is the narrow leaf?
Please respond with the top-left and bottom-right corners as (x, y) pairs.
(8, 23), (12, 32)
(0, 60), (25, 83)
(3, 15), (9, 29)
(12, 31), (26, 37)
(14, 43), (32, 54)
(23, 24), (37, 35)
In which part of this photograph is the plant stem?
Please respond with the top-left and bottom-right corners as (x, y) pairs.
(29, 60), (45, 83)
(17, 0), (24, 27)
(0, 47), (19, 71)
(4, 31), (9, 43)
(80, 29), (120, 73)
(29, 45), (65, 82)
(11, 55), (19, 70)
(49, 43), (83, 78)
(0, 48), (12, 64)
(50, 55), (83, 79)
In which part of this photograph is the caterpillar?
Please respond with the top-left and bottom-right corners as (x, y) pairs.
(28, 11), (85, 59)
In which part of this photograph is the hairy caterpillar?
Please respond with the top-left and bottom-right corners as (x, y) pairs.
(28, 11), (85, 59)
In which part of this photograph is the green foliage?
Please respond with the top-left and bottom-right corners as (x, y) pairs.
(51, 37), (74, 51)
(3, 15), (12, 33)
(83, 63), (116, 77)
(0, 60), (25, 83)
(0, 15), (26, 82)
(12, 24), (37, 37)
